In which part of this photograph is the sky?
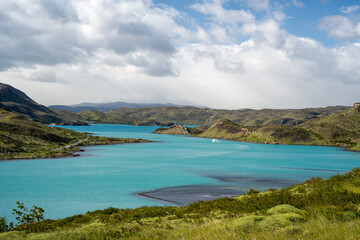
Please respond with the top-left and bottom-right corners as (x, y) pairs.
(0, 0), (360, 109)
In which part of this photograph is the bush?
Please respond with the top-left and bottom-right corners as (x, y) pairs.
(0, 217), (10, 232)
(12, 201), (45, 231)
(267, 204), (305, 216)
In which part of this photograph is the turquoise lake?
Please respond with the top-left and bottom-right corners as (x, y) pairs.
(1, 124), (360, 221)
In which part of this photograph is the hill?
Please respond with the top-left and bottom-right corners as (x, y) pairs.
(2, 167), (360, 239)
(0, 83), (63, 124)
(49, 102), (189, 113)
(0, 108), (149, 160)
(0, 83), (86, 125)
(153, 124), (191, 135)
(154, 103), (360, 151)
(55, 105), (349, 126)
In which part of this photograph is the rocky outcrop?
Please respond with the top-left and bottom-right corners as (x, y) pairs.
(207, 119), (251, 136)
(154, 124), (190, 135)
(352, 103), (360, 112)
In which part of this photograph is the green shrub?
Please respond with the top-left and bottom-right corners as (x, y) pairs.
(234, 215), (264, 231)
(267, 204), (305, 216)
(234, 212), (305, 232)
(0, 217), (10, 232)
(341, 211), (358, 221)
(12, 201), (44, 231)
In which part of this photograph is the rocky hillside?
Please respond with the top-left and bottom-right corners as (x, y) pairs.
(197, 119), (252, 139)
(154, 124), (191, 135)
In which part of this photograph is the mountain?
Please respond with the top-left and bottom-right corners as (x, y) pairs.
(154, 103), (360, 151)
(49, 102), (190, 113)
(57, 105), (350, 127)
(0, 83), (86, 125)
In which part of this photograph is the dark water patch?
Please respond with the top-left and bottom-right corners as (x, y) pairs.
(136, 185), (246, 206)
(279, 167), (347, 173)
(199, 172), (300, 186)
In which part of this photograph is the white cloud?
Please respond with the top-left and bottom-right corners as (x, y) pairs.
(319, 5), (360, 42)
(191, 0), (255, 25)
(292, 0), (305, 8)
(0, 0), (186, 76)
(319, 15), (360, 41)
(0, 0), (359, 109)
(241, 20), (287, 49)
(242, 0), (269, 11)
(340, 5), (360, 15)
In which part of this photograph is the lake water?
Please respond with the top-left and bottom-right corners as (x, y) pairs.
(1, 124), (360, 221)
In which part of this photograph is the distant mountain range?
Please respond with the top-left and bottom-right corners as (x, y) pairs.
(0, 82), (352, 128)
(49, 102), (197, 113)
(53, 105), (350, 127)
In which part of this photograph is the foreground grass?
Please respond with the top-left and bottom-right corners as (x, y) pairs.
(2, 168), (360, 239)
(2, 217), (360, 240)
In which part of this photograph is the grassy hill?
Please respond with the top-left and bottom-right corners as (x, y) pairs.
(0, 108), (149, 160)
(54, 105), (349, 126)
(1, 167), (360, 239)
(155, 103), (360, 152)
(49, 102), (187, 113)
(0, 83), (86, 125)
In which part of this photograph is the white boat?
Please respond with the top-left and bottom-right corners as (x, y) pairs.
(212, 138), (219, 142)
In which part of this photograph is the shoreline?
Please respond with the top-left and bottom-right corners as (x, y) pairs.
(0, 139), (153, 161)
(155, 131), (360, 152)
(136, 192), (181, 205)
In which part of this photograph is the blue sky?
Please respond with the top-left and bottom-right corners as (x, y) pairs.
(0, 0), (359, 109)
(154, 0), (360, 46)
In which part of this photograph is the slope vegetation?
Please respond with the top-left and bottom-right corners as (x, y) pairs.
(55, 105), (349, 126)
(0, 108), (149, 160)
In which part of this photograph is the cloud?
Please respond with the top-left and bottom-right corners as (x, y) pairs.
(191, 0), (255, 25)
(319, 15), (360, 41)
(340, 5), (360, 15)
(0, 0), (183, 76)
(0, 0), (359, 109)
(242, 0), (269, 11)
(319, 5), (360, 42)
(292, 0), (305, 8)
(241, 19), (287, 49)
